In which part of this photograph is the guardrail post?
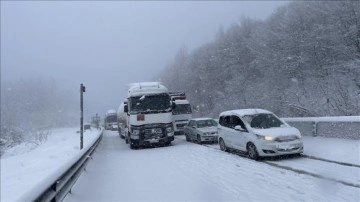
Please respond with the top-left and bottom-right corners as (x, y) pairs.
(312, 121), (317, 137)
(80, 84), (86, 150)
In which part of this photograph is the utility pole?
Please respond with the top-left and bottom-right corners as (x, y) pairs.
(80, 83), (86, 150)
(95, 113), (100, 130)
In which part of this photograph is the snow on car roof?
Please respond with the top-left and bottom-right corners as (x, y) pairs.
(219, 109), (272, 117)
(191, 117), (215, 121)
(106, 109), (116, 115)
(174, 99), (190, 104)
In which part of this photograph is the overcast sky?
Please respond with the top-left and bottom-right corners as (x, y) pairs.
(1, 1), (287, 120)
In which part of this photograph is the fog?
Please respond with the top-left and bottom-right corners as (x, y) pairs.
(1, 1), (286, 120)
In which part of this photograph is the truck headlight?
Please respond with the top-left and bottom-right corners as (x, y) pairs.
(166, 127), (173, 133)
(132, 129), (140, 135)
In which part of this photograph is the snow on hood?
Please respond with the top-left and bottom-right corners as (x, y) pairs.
(251, 125), (301, 138)
(197, 126), (218, 133)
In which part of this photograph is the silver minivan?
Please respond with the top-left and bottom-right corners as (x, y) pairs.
(218, 109), (303, 160)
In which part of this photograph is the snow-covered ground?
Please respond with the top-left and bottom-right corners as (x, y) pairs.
(1, 129), (359, 201)
(0, 127), (102, 202)
(302, 136), (360, 165)
(64, 131), (359, 202)
(283, 116), (360, 122)
(203, 135), (360, 166)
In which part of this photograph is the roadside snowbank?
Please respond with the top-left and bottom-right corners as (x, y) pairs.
(0, 127), (102, 202)
(284, 116), (360, 122)
(302, 136), (360, 165)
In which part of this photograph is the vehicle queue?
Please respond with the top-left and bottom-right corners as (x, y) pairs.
(105, 82), (303, 161)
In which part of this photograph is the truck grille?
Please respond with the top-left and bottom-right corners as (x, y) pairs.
(176, 123), (187, 128)
(144, 128), (165, 139)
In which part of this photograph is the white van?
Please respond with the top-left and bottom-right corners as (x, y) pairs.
(218, 109), (303, 160)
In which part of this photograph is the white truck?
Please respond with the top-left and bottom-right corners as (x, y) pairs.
(104, 110), (118, 130)
(117, 102), (127, 139)
(123, 82), (175, 149)
(169, 92), (192, 135)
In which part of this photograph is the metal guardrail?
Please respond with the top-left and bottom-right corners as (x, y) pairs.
(32, 132), (103, 202)
(283, 117), (360, 140)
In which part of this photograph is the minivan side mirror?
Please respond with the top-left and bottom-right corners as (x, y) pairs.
(234, 125), (246, 132)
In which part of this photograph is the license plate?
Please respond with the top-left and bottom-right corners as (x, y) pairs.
(277, 144), (295, 150)
(149, 139), (159, 143)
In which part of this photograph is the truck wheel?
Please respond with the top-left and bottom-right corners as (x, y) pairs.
(185, 133), (190, 142)
(118, 128), (122, 138)
(130, 142), (137, 149)
(197, 135), (202, 145)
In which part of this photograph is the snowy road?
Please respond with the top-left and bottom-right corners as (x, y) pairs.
(200, 137), (360, 188)
(64, 131), (359, 201)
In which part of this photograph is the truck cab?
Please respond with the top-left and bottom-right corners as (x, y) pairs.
(104, 110), (118, 131)
(172, 99), (192, 135)
(124, 82), (175, 149)
(169, 91), (192, 135)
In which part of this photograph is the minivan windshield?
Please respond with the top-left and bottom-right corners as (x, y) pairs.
(243, 113), (284, 129)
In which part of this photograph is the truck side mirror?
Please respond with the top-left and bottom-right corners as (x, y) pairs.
(124, 105), (128, 113)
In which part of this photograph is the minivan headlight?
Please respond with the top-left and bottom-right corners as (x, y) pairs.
(256, 134), (274, 141)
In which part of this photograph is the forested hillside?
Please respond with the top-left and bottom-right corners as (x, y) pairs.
(160, 1), (360, 118)
(0, 79), (78, 152)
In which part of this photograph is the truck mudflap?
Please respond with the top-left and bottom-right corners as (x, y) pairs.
(130, 136), (174, 148)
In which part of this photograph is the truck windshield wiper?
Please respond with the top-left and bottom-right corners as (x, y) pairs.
(141, 109), (171, 114)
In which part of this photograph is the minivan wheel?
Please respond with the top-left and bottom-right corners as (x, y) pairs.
(219, 138), (228, 152)
(247, 143), (259, 160)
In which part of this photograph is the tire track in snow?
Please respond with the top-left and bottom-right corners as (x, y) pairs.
(175, 136), (360, 189)
(301, 154), (360, 168)
(168, 141), (244, 198)
(263, 161), (360, 188)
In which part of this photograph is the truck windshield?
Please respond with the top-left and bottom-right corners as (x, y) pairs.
(106, 115), (117, 123)
(243, 113), (284, 129)
(172, 104), (192, 115)
(129, 93), (171, 114)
